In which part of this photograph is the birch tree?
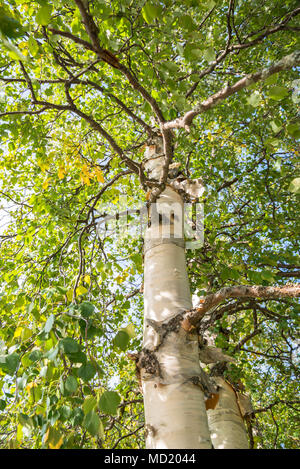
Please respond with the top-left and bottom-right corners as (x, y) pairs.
(0, 0), (299, 449)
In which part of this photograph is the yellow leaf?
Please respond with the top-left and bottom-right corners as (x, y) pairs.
(14, 327), (23, 339)
(123, 324), (136, 339)
(93, 167), (104, 183)
(21, 327), (32, 341)
(76, 285), (88, 296)
(84, 275), (91, 284)
(37, 158), (50, 172)
(115, 272), (128, 284)
(58, 166), (65, 179)
(45, 427), (64, 449)
(80, 172), (91, 186)
(16, 424), (23, 443)
(8, 439), (18, 449)
(26, 382), (37, 395)
(66, 289), (73, 301)
(115, 275), (122, 284)
(36, 403), (46, 415)
(42, 178), (51, 190)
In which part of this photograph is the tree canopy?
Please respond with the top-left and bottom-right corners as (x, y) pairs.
(0, 0), (299, 449)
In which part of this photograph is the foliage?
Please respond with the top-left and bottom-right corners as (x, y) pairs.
(0, 0), (299, 449)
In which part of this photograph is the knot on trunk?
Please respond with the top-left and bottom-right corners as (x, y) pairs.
(134, 348), (161, 382)
(146, 312), (199, 351)
(188, 367), (219, 397)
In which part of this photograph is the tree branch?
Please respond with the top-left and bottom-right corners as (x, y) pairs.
(164, 50), (300, 131)
(72, 0), (174, 191)
(64, 83), (141, 175)
(185, 7), (300, 97)
(253, 400), (300, 415)
(182, 284), (300, 329)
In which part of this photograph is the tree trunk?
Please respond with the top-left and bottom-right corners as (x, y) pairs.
(207, 377), (249, 449)
(141, 140), (212, 449)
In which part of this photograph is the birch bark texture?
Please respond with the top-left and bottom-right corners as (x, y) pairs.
(141, 139), (212, 449)
(207, 377), (249, 449)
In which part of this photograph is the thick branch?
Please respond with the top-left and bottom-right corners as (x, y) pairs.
(72, 0), (174, 189)
(164, 51), (300, 131)
(182, 284), (300, 329)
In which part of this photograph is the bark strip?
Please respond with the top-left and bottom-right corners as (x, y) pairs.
(207, 378), (249, 449)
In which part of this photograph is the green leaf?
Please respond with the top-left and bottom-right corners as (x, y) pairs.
(36, 4), (53, 26)
(273, 159), (281, 172)
(268, 86), (289, 101)
(0, 9), (24, 38)
(269, 120), (282, 133)
(83, 410), (102, 437)
(29, 349), (42, 362)
(248, 271), (263, 283)
(77, 362), (97, 382)
(189, 48), (203, 59)
(45, 346), (59, 361)
(203, 47), (216, 63)
(160, 61), (179, 74)
(286, 123), (300, 139)
(79, 301), (95, 318)
(60, 338), (80, 355)
(65, 375), (78, 394)
(98, 391), (121, 415)
(0, 353), (20, 375)
(70, 408), (84, 426)
(178, 14), (196, 31)
(67, 351), (87, 364)
(265, 73), (278, 86)
(141, 3), (162, 24)
(82, 396), (97, 414)
(18, 413), (34, 429)
(0, 399), (6, 411)
(260, 270), (275, 282)
(59, 405), (72, 421)
(44, 314), (54, 333)
(206, 0), (216, 8)
(288, 178), (300, 194)
(247, 91), (261, 107)
(26, 302), (35, 314)
(113, 330), (130, 351)
(122, 324), (136, 339)
(220, 267), (240, 281)
(28, 37), (39, 56)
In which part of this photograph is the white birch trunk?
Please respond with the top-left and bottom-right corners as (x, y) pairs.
(141, 141), (212, 449)
(207, 377), (249, 449)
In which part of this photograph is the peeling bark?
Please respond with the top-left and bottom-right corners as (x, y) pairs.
(207, 378), (250, 449)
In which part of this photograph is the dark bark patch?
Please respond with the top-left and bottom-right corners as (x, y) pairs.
(205, 393), (219, 410)
(188, 368), (219, 397)
(146, 313), (189, 350)
(139, 348), (161, 379)
(145, 424), (157, 438)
